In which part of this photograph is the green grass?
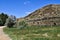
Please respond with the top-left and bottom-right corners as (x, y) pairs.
(3, 26), (60, 40)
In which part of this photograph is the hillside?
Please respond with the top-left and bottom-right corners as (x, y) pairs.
(24, 4), (60, 26)
(25, 4), (60, 19)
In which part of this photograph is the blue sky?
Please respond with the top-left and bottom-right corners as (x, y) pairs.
(0, 0), (60, 18)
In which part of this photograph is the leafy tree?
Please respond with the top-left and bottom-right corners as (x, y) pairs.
(0, 19), (3, 26)
(0, 13), (8, 26)
(5, 15), (16, 28)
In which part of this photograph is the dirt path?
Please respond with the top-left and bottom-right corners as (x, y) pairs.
(0, 26), (12, 40)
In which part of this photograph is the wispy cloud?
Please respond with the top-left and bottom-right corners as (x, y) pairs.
(24, 1), (30, 5)
(25, 11), (32, 15)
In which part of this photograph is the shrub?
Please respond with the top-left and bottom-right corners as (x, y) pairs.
(18, 21), (28, 29)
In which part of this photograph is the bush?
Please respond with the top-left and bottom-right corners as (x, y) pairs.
(18, 21), (28, 29)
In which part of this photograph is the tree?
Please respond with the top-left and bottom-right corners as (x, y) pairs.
(0, 19), (3, 26)
(0, 13), (8, 26)
(5, 15), (16, 28)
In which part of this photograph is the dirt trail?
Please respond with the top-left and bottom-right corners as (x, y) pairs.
(0, 26), (12, 40)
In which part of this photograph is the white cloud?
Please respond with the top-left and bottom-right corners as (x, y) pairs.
(25, 11), (32, 15)
(24, 1), (30, 5)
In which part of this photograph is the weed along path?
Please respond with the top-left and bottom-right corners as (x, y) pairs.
(0, 26), (12, 40)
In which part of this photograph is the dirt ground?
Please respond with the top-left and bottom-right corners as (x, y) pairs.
(0, 26), (12, 40)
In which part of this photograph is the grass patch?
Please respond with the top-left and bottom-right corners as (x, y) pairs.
(3, 26), (60, 40)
